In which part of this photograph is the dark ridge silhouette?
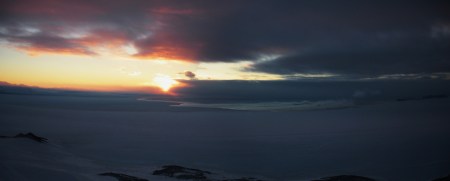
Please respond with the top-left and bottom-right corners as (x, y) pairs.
(98, 172), (148, 181)
(0, 132), (48, 143)
(312, 175), (377, 181)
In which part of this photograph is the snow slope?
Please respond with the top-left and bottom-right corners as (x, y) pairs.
(1, 94), (450, 181)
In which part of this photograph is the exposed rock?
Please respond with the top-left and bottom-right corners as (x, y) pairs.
(0, 132), (48, 143)
(221, 177), (263, 181)
(98, 172), (148, 181)
(14, 132), (48, 143)
(153, 165), (211, 180)
(312, 175), (376, 181)
(152, 165), (265, 181)
(432, 175), (450, 181)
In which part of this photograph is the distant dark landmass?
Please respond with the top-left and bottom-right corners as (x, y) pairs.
(396, 94), (448, 102)
(0, 81), (148, 97)
(0, 81), (36, 95)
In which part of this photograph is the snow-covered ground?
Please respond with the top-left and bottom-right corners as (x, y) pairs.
(1, 94), (450, 181)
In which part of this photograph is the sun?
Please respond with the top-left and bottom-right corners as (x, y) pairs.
(152, 74), (179, 92)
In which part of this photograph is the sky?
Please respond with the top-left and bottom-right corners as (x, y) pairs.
(1, 0), (450, 94)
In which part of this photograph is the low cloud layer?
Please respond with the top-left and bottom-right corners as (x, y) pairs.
(1, 0), (449, 78)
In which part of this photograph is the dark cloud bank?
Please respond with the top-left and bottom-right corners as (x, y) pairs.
(1, 0), (450, 79)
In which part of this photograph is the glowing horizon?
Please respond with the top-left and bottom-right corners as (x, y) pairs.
(0, 45), (283, 94)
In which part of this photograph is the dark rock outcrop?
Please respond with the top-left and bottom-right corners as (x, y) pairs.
(312, 175), (376, 181)
(152, 165), (266, 181)
(222, 178), (263, 181)
(98, 172), (148, 181)
(153, 165), (211, 180)
(14, 132), (48, 143)
(0, 132), (48, 143)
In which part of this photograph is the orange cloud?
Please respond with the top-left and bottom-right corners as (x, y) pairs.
(133, 45), (198, 61)
(74, 29), (129, 49)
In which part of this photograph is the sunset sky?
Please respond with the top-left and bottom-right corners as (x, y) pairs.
(1, 0), (449, 93)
